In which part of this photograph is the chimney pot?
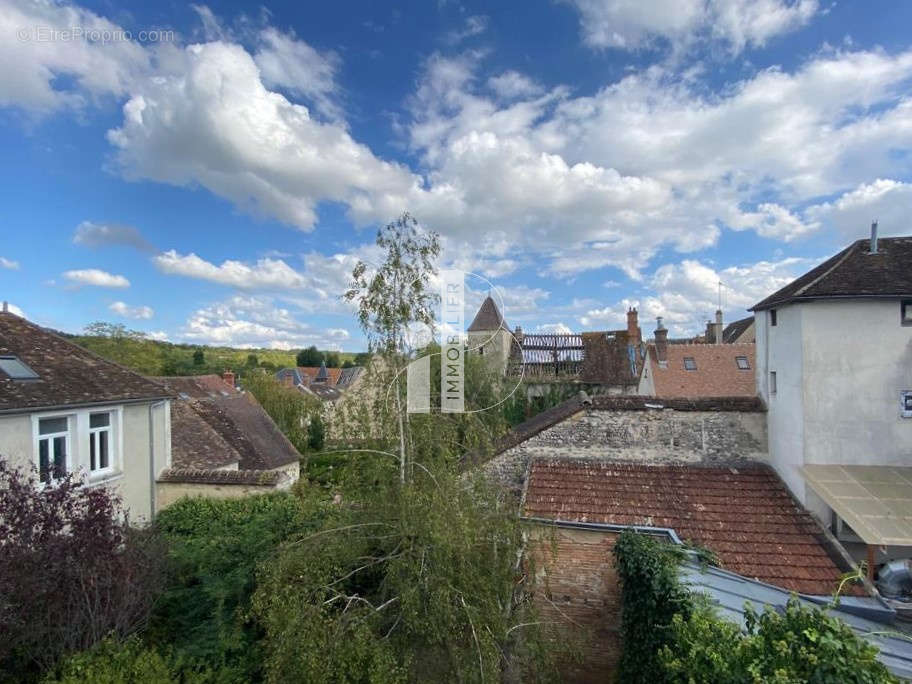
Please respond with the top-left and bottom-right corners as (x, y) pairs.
(1, 301), (7, 313)
(222, 370), (235, 388)
(870, 220), (879, 254)
(655, 317), (668, 363)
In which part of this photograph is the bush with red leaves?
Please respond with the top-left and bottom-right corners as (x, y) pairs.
(0, 459), (165, 682)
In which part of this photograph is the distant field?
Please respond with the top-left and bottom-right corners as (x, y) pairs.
(70, 333), (360, 377)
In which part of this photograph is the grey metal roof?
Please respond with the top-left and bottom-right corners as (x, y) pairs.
(681, 560), (912, 680)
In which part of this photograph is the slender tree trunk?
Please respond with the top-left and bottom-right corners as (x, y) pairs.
(395, 376), (406, 484)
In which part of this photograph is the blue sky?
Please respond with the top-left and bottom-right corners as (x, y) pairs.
(2, 0), (912, 350)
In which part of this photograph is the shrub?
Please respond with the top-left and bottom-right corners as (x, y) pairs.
(148, 494), (314, 680)
(43, 637), (174, 684)
(0, 460), (164, 682)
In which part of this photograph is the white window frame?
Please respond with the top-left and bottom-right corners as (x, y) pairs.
(33, 412), (72, 485)
(31, 406), (124, 486)
(88, 410), (116, 478)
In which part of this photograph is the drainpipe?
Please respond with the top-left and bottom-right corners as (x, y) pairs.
(148, 400), (166, 518)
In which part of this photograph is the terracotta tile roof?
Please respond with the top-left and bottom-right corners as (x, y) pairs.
(523, 459), (857, 596)
(752, 236), (912, 311)
(157, 468), (284, 486)
(297, 366), (343, 386)
(722, 316), (754, 343)
(468, 296), (509, 332)
(156, 376), (301, 471)
(648, 343), (756, 398)
(0, 312), (171, 412)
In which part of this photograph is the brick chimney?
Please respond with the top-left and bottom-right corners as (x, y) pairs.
(626, 307), (640, 346)
(222, 370), (236, 388)
(654, 317), (668, 364)
(714, 309), (724, 345)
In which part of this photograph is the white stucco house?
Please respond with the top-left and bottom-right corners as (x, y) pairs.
(751, 231), (912, 571)
(0, 308), (173, 522)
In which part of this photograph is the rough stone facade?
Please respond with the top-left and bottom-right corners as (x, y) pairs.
(483, 404), (767, 495)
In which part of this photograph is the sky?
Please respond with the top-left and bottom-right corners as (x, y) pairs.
(2, 0), (912, 351)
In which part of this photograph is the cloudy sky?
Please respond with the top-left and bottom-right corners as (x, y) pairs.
(1, 0), (911, 350)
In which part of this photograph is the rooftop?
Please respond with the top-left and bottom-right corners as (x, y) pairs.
(154, 375), (301, 472)
(648, 343), (757, 398)
(752, 236), (912, 311)
(467, 295), (509, 332)
(0, 311), (171, 413)
(522, 459), (858, 595)
(722, 316), (754, 343)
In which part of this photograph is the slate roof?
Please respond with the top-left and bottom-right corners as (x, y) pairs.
(0, 312), (172, 412)
(752, 236), (912, 310)
(523, 459), (859, 596)
(336, 366), (364, 388)
(298, 366), (343, 386)
(647, 343), (756, 398)
(468, 296), (509, 332)
(722, 316), (754, 343)
(154, 376), (301, 472)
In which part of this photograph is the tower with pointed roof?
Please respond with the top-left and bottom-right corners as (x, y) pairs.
(467, 295), (513, 373)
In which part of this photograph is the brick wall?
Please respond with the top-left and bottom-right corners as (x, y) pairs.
(526, 525), (622, 683)
(485, 406), (768, 494)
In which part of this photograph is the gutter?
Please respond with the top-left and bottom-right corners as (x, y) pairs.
(519, 515), (683, 545)
(751, 293), (912, 312)
(0, 395), (174, 417)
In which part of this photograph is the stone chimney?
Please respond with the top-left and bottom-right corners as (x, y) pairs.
(514, 325), (524, 345)
(654, 317), (668, 364)
(1, 301), (7, 313)
(626, 307), (640, 346)
(714, 309), (724, 345)
(222, 370), (235, 388)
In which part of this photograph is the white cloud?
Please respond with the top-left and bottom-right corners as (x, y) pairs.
(63, 269), (130, 289)
(805, 179), (912, 241)
(0, 0), (157, 112)
(535, 322), (573, 334)
(445, 15), (489, 45)
(563, 0), (818, 53)
(107, 41), (420, 231)
(154, 250), (307, 289)
(109, 301), (154, 319)
(487, 71), (544, 100)
(73, 221), (157, 252)
(147, 330), (170, 341)
(254, 27), (341, 120)
(0, 257), (19, 270)
(180, 295), (351, 349)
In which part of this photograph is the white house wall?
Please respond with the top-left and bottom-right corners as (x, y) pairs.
(758, 305), (807, 504)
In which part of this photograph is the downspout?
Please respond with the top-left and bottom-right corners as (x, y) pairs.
(148, 400), (166, 518)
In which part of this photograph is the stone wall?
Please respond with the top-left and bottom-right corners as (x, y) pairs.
(484, 405), (767, 494)
(156, 480), (282, 510)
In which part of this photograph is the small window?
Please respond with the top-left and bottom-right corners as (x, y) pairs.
(0, 355), (38, 379)
(736, 356), (750, 370)
(770, 309), (778, 326)
(683, 357), (697, 371)
(902, 391), (912, 418)
(770, 371), (777, 395)
(88, 411), (113, 474)
(902, 300), (912, 326)
(37, 416), (70, 484)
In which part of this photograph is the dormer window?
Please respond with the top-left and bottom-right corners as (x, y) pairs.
(736, 356), (750, 370)
(683, 357), (697, 371)
(902, 300), (912, 326)
(0, 355), (38, 379)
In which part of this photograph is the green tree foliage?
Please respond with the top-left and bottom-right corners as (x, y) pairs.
(297, 346), (323, 367)
(324, 351), (341, 368)
(241, 372), (322, 457)
(252, 465), (558, 683)
(615, 531), (896, 684)
(308, 413), (326, 451)
(43, 638), (176, 684)
(193, 348), (205, 366)
(148, 494), (315, 681)
(246, 354), (259, 368)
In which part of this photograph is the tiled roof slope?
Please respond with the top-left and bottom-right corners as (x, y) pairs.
(648, 343), (756, 398)
(523, 460), (857, 596)
(0, 312), (171, 412)
(468, 296), (509, 332)
(722, 316), (754, 343)
(155, 376), (301, 471)
(752, 236), (912, 310)
(157, 468), (283, 486)
(298, 366), (343, 386)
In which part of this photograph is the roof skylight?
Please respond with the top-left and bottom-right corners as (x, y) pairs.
(0, 355), (39, 380)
